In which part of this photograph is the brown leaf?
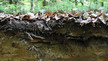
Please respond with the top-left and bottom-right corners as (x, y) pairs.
(45, 11), (53, 16)
(74, 13), (79, 17)
(22, 15), (31, 20)
(31, 39), (42, 42)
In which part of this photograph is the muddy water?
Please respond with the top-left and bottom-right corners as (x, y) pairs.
(0, 32), (108, 61)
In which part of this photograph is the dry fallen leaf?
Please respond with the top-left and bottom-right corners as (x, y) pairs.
(54, 14), (60, 20)
(105, 13), (108, 17)
(22, 15), (31, 20)
(98, 15), (106, 24)
(74, 13), (79, 17)
(90, 14), (97, 18)
(83, 12), (90, 19)
(45, 11), (53, 16)
(46, 17), (50, 22)
(80, 17), (91, 24)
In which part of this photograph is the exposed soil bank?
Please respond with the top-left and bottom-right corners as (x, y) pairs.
(0, 32), (108, 61)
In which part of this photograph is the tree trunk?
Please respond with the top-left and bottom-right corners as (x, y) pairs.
(14, 0), (18, 4)
(101, 2), (104, 7)
(75, 0), (78, 6)
(80, 1), (83, 6)
(9, 0), (13, 4)
(31, 0), (33, 11)
(43, 0), (48, 6)
(94, 0), (98, 4)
